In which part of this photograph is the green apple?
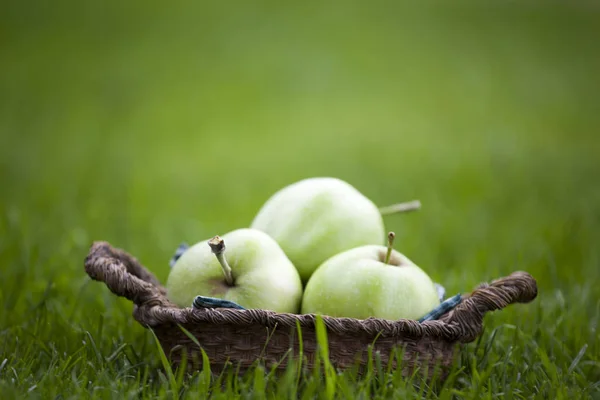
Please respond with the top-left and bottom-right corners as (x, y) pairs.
(166, 228), (303, 313)
(250, 177), (420, 282)
(301, 232), (440, 321)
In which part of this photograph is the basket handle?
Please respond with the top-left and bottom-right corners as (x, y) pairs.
(84, 241), (173, 307)
(440, 271), (538, 342)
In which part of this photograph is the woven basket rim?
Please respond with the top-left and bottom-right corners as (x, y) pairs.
(84, 241), (538, 344)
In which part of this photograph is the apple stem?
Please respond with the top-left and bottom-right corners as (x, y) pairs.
(384, 231), (395, 265)
(208, 235), (234, 286)
(378, 200), (421, 216)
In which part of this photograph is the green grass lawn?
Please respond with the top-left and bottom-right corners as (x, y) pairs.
(1, 1), (599, 398)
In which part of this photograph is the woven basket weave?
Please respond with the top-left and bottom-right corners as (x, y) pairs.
(84, 241), (538, 381)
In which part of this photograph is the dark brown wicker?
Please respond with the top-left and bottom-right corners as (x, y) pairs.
(84, 240), (538, 381)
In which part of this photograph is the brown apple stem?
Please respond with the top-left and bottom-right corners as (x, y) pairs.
(208, 235), (234, 286)
(384, 232), (395, 265)
(378, 200), (421, 216)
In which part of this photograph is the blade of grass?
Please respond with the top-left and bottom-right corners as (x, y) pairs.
(314, 315), (335, 400)
(149, 328), (178, 399)
(177, 324), (211, 396)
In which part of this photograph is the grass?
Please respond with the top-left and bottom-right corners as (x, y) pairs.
(1, 0), (600, 398)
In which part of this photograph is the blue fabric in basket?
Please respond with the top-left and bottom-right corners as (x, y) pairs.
(191, 293), (462, 323)
(193, 295), (246, 310)
(169, 242), (190, 268)
(417, 294), (462, 322)
(173, 242), (461, 321)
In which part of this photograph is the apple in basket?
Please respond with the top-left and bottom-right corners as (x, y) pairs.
(250, 177), (420, 283)
(301, 232), (440, 321)
(166, 228), (303, 313)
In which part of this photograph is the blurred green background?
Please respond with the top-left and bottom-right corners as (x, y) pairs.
(1, 0), (599, 394)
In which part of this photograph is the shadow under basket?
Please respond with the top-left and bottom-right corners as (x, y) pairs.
(84, 241), (538, 381)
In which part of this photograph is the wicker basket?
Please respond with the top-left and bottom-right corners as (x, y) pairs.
(84, 240), (538, 381)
